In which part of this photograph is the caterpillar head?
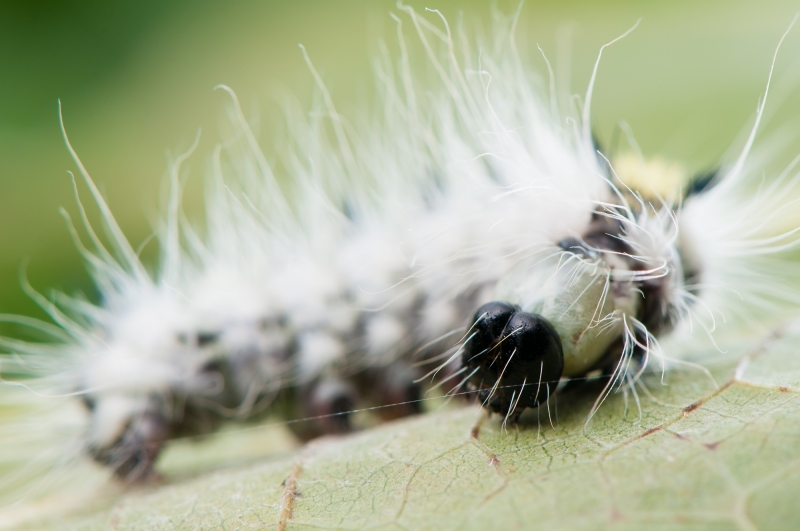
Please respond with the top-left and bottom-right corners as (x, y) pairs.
(459, 203), (686, 421)
(462, 301), (563, 418)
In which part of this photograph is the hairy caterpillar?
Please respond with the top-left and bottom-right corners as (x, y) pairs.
(3, 5), (800, 524)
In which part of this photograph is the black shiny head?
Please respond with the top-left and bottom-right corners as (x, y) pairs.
(462, 301), (563, 418)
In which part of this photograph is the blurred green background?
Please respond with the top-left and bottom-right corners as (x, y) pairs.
(2, 0), (800, 324)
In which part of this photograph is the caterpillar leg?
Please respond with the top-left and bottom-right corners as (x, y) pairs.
(358, 364), (423, 422)
(85, 398), (171, 482)
(291, 378), (358, 441)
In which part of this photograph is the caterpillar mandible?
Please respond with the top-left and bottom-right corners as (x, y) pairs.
(3, 5), (800, 522)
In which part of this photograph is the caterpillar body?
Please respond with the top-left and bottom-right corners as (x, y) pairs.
(3, 6), (800, 522)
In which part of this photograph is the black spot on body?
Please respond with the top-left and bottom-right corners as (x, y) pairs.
(687, 169), (718, 197)
(197, 332), (219, 347)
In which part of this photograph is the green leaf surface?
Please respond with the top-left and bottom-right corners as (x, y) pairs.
(21, 328), (800, 530)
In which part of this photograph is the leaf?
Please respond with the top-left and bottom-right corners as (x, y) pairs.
(18, 328), (800, 530)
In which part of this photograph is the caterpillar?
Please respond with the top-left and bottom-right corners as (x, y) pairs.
(3, 5), (800, 524)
